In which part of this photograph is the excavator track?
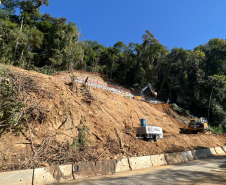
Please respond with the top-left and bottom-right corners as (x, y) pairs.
(201, 130), (213, 135)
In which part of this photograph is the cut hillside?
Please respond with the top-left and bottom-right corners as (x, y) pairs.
(0, 65), (226, 172)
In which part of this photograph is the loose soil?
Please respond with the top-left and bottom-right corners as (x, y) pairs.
(0, 65), (226, 172)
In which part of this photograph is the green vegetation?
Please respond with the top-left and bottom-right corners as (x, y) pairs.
(210, 125), (224, 135)
(72, 117), (92, 151)
(0, 1), (226, 128)
(171, 103), (192, 118)
(0, 67), (26, 132)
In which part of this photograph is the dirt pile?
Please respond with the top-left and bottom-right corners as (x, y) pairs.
(0, 65), (226, 172)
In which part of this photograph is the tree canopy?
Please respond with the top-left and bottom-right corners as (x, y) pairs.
(0, 0), (226, 128)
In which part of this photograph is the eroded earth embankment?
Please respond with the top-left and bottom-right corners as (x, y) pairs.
(0, 65), (225, 172)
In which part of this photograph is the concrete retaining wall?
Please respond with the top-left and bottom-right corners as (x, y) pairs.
(165, 152), (184, 164)
(0, 165), (73, 185)
(73, 160), (116, 179)
(94, 160), (116, 176)
(128, 156), (152, 170)
(222, 146), (226, 153)
(150, 154), (167, 166)
(0, 169), (33, 185)
(115, 158), (130, 172)
(72, 162), (95, 179)
(1, 146), (226, 184)
(33, 167), (57, 185)
(192, 148), (213, 159)
(215, 147), (225, 155)
(210, 148), (217, 155)
(181, 151), (194, 161)
(59, 165), (73, 180)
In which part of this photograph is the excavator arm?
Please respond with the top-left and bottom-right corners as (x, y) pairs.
(140, 83), (157, 98)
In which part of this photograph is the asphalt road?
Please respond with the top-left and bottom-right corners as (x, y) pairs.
(52, 155), (226, 185)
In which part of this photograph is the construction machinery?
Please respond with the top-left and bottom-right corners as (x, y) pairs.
(186, 117), (212, 134)
(133, 83), (157, 101)
(136, 119), (163, 141)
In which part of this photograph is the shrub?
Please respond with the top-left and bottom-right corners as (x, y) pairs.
(209, 125), (224, 135)
(72, 117), (92, 151)
(0, 67), (26, 131)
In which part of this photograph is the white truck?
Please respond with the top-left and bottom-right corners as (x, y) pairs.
(136, 125), (163, 141)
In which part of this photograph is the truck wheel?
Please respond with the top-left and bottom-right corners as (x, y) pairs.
(145, 137), (151, 141)
(154, 135), (160, 142)
(156, 135), (160, 141)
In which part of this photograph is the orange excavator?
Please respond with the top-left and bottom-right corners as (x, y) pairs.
(186, 117), (212, 134)
(134, 83), (157, 101)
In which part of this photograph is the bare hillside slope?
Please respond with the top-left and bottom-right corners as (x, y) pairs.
(0, 65), (225, 172)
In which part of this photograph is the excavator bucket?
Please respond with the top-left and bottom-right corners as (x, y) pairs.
(153, 92), (157, 98)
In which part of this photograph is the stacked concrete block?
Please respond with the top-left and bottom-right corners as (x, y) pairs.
(210, 148), (217, 155)
(222, 146), (226, 153)
(73, 162), (95, 179)
(165, 152), (185, 164)
(215, 147), (225, 155)
(1, 146), (226, 184)
(181, 151), (194, 161)
(150, 154), (167, 166)
(202, 148), (213, 158)
(59, 165), (73, 180)
(128, 156), (152, 170)
(0, 169), (33, 185)
(94, 160), (116, 176)
(115, 158), (131, 172)
(33, 167), (59, 185)
(0, 165), (74, 185)
(73, 160), (116, 179)
(192, 149), (213, 159)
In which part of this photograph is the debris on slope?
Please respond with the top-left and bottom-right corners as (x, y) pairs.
(0, 65), (225, 172)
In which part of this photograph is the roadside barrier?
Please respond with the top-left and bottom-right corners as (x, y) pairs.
(165, 152), (185, 164)
(1, 146), (226, 185)
(222, 146), (226, 152)
(128, 156), (152, 170)
(115, 158), (131, 172)
(0, 164), (73, 185)
(150, 154), (167, 166)
(192, 148), (213, 159)
(210, 148), (217, 155)
(214, 147), (225, 155)
(181, 151), (194, 161)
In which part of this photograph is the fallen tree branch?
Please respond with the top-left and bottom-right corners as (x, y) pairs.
(58, 116), (70, 129)
(130, 110), (140, 129)
(27, 122), (35, 154)
(96, 142), (112, 160)
(114, 127), (123, 149)
(92, 132), (103, 141)
(29, 131), (51, 165)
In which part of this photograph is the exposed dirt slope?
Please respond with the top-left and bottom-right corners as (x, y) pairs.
(0, 66), (226, 172)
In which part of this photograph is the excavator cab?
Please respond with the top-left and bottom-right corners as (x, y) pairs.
(133, 83), (157, 101)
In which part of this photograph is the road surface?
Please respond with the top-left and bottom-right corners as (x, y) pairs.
(52, 155), (226, 185)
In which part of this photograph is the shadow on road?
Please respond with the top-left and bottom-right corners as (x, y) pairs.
(51, 155), (226, 185)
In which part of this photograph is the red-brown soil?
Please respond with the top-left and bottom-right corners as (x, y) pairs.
(0, 65), (226, 172)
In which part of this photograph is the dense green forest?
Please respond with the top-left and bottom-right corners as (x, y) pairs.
(0, 0), (226, 129)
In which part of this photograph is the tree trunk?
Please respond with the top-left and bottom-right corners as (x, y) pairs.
(208, 86), (214, 122)
(20, 49), (24, 67)
(14, 14), (24, 56)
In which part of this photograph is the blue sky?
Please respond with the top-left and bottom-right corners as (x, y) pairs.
(40, 0), (226, 50)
